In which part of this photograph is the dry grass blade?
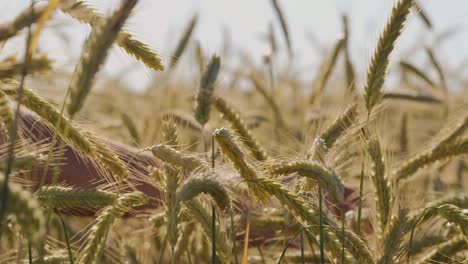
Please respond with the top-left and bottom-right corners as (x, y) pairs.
(414, 1), (432, 29)
(67, 0), (137, 117)
(400, 61), (436, 89)
(0, 3), (46, 42)
(34, 186), (117, 209)
(382, 92), (443, 104)
(195, 55), (220, 126)
(59, 0), (164, 71)
(425, 47), (446, 90)
(214, 96), (268, 161)
(363, 0), (414, 114)
(78, 191), (149, 263)
(309, 37), (345, 104)
(170, 14), (198, 69)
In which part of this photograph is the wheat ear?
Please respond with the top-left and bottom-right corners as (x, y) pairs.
(415, 235), (467, 264)
(309, 37), (345, 104)
(58, 0), (164, 71)
(67, 0), (137, 117)
(213, 128), (270, 201)
(377, 210), (409, 264)
(164, 165), (181, 250)
(213, 96), (268, 161)
(268, 160), (345, 204)
(0, 83), (128, 180)
(170, 14), (198, 69)
(0, 173), (44, 245)
(161, 118), (180, 148)
(34, 186), (117, 209)
(363, 0), (414, 114)
(78, 191), (149, 263)
(176, 174), (231, 210)
(195, 55), (220, 126)
(0, 3), (46, 42)
(151, 144), (209, 172)
(317, 103), (358, 150)
(0, 90), (13, 135)
(366, 137), (391, 236)
(394, 137), (468, 182)
(254, 177), (373, 263)
(185, 199), (232, 263)
(0, 54), (51, 78)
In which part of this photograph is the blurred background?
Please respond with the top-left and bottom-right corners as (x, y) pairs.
(1, 0), (467, 92)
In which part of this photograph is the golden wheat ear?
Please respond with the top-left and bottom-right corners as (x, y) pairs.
(78, 191), (149, 263)
(0, 173), (44, 246)
(363, 0), (415, 115)
(214, 96), (268, 162)
(0, 3), (47, 42)
(66, 0), (137, 117)
(58, 0), (164, 71)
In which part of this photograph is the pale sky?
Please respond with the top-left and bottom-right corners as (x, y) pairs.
(1, 0), (467, 91)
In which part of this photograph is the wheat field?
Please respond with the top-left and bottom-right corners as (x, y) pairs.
(0, 0), (466, 263)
